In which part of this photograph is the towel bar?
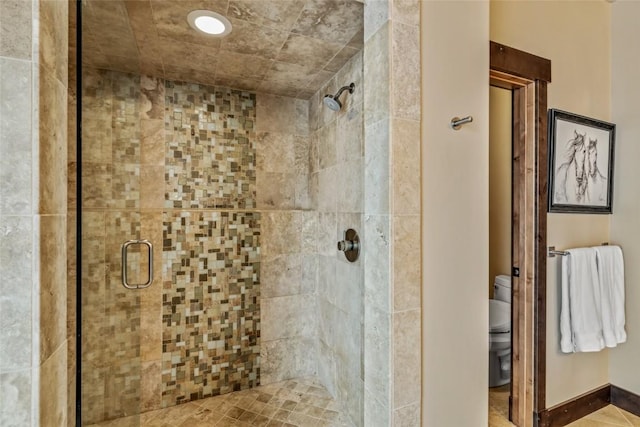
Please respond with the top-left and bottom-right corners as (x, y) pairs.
(547, 243), (610, 258)
(548, 246), (570, 257)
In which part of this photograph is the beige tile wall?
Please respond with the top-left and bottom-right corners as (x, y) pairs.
(1, 0), (69, 426)
(258, 210), (319, 385)
(39, 0), (70, 423)
(0, 13), (35, 425)
(363, 0), (421, 425)
(309, 51), (364, 427)
(254, 49), (365, 427)
(0, 0), (71, 424)
(255, 93), (320, 387)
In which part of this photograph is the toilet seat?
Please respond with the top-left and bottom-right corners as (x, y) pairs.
(489, 299), (510, 333)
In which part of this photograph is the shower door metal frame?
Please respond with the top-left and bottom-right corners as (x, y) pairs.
(75, 0), (82, 424)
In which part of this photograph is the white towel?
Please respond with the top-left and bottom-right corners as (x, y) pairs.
(595, 245), (626, 347)
(560, 247), (604, 353)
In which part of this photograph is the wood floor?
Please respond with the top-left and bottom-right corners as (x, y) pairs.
(489, 385), (640, 427)
(489, 385), (514, 426)
(566, 405), (640, 426)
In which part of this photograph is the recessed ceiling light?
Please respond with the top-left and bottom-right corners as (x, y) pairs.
(187, 10), (232, 37)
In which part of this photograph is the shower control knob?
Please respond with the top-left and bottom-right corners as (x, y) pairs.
(337, 228), (360, 262)
(337, 240), (357, 252)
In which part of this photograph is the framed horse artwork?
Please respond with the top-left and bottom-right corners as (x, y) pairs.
(548, 109), (616, 214)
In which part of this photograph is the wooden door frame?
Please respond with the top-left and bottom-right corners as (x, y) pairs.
(490, 41), (551, 427)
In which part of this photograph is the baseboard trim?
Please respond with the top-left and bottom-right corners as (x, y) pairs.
(535, 384), (640, 426)
(611, 384), (640, 418)
(537, 384), (611, 427)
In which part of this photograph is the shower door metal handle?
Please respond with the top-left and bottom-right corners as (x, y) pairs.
(121, 239), (153, 290)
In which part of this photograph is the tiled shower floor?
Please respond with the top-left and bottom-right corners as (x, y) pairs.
(88, 377), (354, 427)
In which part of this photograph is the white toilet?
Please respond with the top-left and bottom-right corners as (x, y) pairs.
(489, 275), (512, 387)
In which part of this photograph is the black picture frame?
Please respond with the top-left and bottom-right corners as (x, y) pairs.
(548, 109), (615, 214)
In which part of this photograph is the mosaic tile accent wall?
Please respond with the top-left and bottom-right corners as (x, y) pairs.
(164, 81), (256, 209)
(161, 211), (260, 406)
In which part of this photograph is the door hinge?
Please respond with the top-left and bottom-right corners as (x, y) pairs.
(512, 266), (520, 277)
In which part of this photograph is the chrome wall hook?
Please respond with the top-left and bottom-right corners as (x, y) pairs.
(450, 116), (473, 130)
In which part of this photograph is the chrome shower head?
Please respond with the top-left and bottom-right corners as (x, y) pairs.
(323, 95), (342, 111)
(323, 82), (355, 111)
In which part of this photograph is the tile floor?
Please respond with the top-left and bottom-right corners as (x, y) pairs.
(489, 385), (640, 427)
(88, 377), (354, 427)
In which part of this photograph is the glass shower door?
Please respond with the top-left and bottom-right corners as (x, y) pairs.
(80, 68), (148, 425)
(80, 2), (149, 422)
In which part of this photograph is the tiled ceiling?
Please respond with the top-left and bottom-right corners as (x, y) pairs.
(81, 0), (364, 99)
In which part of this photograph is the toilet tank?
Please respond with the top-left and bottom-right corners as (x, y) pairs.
(494, 275), (511, 303)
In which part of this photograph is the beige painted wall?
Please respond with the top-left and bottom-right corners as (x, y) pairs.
(422, 1), (489, 425)
(489, 86), (512, 297)
(610, 0), (640, 396)
(491, 0), (611, 407)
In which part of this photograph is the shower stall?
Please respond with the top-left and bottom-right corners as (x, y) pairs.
(77, 1), (365, 425)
